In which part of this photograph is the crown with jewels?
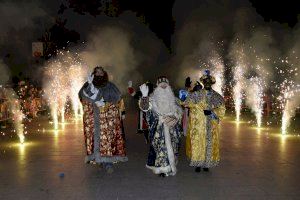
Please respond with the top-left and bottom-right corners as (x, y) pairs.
(156, 76), (169, 85)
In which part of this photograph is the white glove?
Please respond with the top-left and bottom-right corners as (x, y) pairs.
(87, 74), (94, 84)
(139, 84), (149, 97)
(128, 81), (133, 88)
(122, 115), (125, 120)
(95, 98), (105, 107)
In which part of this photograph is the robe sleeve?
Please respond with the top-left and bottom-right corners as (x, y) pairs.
(184, 92), (206, 110)
(78, 82), (97, 103)
(212, 104), (226, 120)
(211, 92), (226, 120)
(102, 82), (121, 104)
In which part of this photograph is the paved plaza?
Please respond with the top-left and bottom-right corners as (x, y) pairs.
(0, 111), (300, 200)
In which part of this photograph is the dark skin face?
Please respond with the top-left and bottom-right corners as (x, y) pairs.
(94, 68), (104, 76)
(203, 81), (212, 90)
(204, 84), (212, 90)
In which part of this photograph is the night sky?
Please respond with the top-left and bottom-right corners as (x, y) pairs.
(0, 0), (300, 78)
(61, 0), (300, 48)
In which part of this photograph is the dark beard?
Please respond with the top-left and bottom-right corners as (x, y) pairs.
(93, 73), (108, 87)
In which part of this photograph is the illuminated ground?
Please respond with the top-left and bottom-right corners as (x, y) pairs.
(0, 112), (300, 200)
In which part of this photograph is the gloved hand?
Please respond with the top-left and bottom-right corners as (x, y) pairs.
(179, 89), (188, 101)
(139, 84), (149, 97)
(128, 80), (133, 87)
(87, 74), (94, 84)
(95, 98), (105, 107)
(203, 110), (212, 116)
(122, 115), (126, 120)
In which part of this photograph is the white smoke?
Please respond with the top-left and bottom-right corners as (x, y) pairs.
(80, 26), (141, 91)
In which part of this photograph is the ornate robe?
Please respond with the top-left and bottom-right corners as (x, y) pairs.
(79, 82), (127, 164)
(139, 96), (182, 176)
(185, 89), (225, 168)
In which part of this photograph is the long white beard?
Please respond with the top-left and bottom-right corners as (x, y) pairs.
(151, 86), (177, 115)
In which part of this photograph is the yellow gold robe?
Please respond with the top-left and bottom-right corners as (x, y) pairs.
(185, 89), (225, 168)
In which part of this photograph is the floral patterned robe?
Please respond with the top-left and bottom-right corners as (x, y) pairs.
(79, 82), (127, 164)
(185, 89), (225, 168)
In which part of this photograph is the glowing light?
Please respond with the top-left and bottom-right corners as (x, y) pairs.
(209, 55), (225, 96)
(280, 86), (299, 135)
(4, 89), (25, 144)
(44, 61), (68, 129)
(233, 64), (245, 122)
(68, 64), (87, 119)
(245, 77), (264, 128)
(43, 51), (87, 129)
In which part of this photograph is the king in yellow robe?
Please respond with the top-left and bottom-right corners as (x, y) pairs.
(184, 70), (225, 171)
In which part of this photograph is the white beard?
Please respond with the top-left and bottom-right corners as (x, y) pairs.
(151, 85), (177, 115)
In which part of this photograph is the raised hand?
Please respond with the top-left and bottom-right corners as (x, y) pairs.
(128, 80), (133, 88)
(95, 98), (105, 107)
(139, 84), (149, 97)
(87, 74), (94, 84)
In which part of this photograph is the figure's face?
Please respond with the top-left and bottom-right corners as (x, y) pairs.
(95, 68), (104, 76)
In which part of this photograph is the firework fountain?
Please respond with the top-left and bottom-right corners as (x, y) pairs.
(230, 40), (247, 122)
(280, 38), (300, 134)
(245, 77), (264, 127)
(43, 61), (68, 129)
(43, 51), (88, 128)
(5, 89), (25, 143)
(68, 64), (88, 119)
(233, 61), (246, 122)
(279, 79), (300, 134)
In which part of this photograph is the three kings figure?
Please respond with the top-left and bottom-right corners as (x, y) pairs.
(79, 66), (127, 172)
(139, 76), (183, 177)
(183, 70), (225, 172)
